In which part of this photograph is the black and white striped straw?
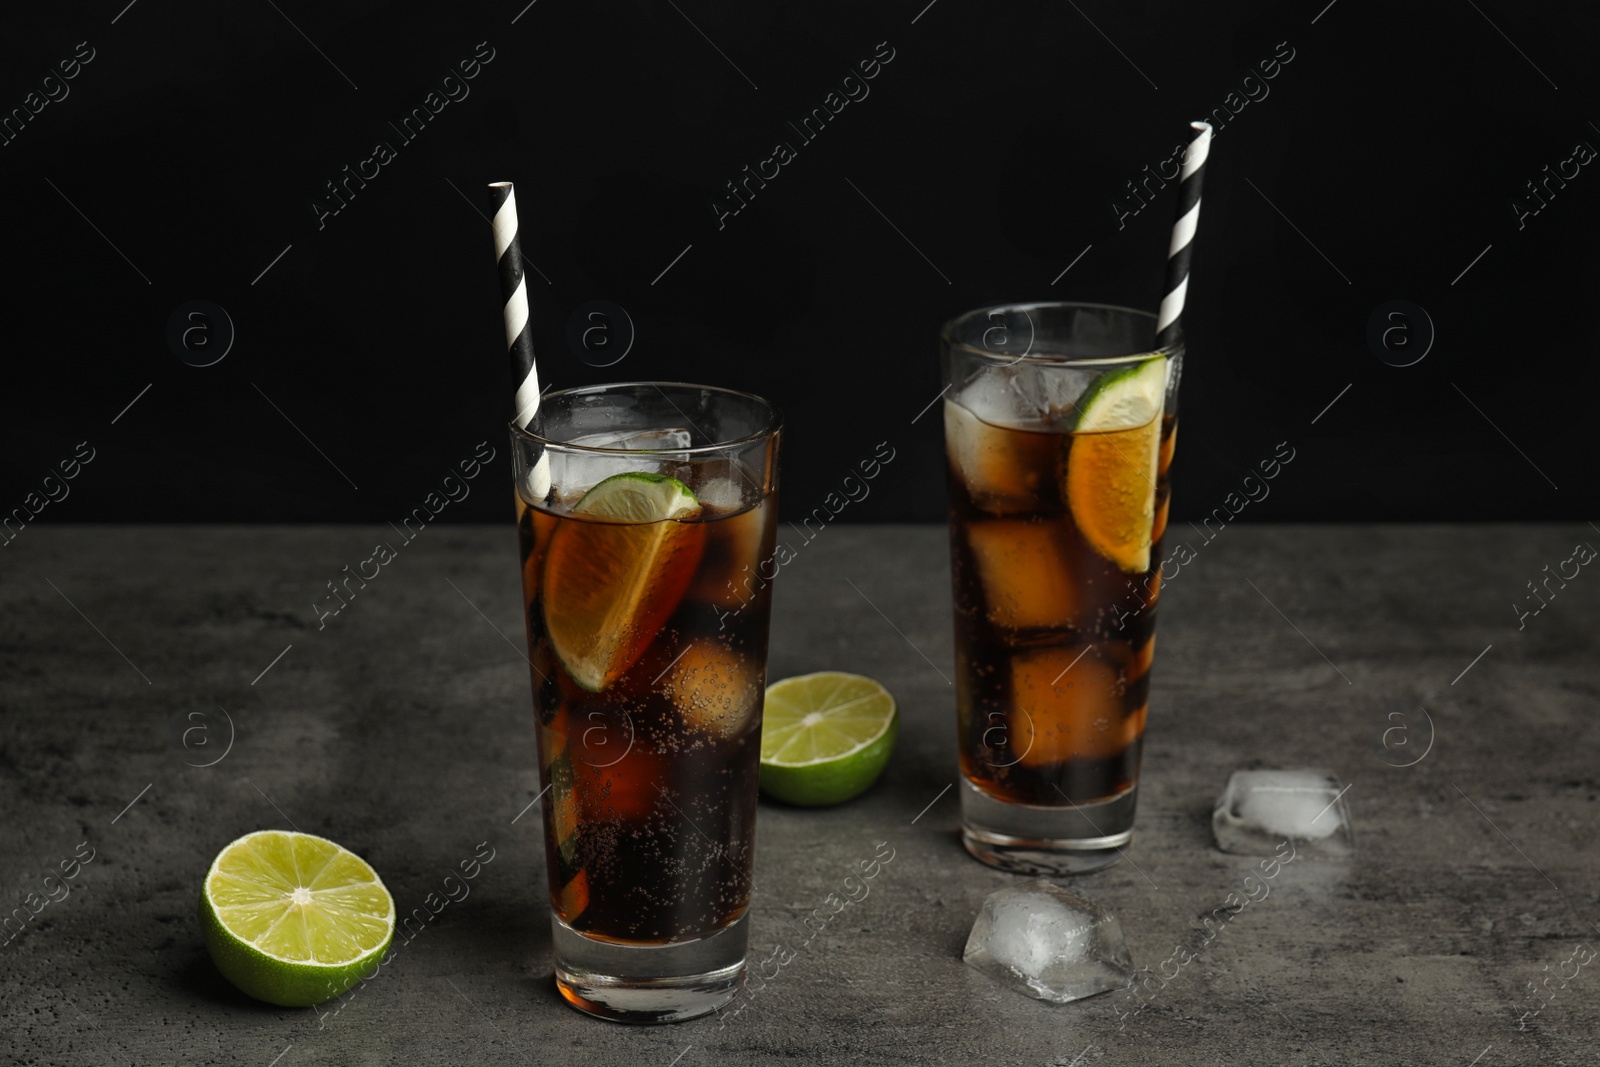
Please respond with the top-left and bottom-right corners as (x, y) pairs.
(488, 181), (550, 497)
(1155, 121), (1213, 352)
(487, 181), (543, 428)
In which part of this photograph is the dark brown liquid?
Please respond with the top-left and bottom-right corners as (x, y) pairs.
(517, 494), (776, 944)
(947, 403), (1177, 805)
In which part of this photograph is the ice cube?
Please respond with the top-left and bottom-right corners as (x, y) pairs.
(695, 476), (746, 512)
(688, 500), (769, 607)
(1212, 768), (1353, 856)
(963, 880), (1134, 1004)
(688, 454), (766, 513)
(957, 363), (1101, 426)
(944, 400), (1060, 516)
(955, 372), (1026, 428)
(552, 428), (693, 498)
(666, 640), (758, 739)
(962, 519), (1079, 628)
(1008, 644), (1134, 766)
(573, 428), (694, 451)
(1003, 363), (1096, 426)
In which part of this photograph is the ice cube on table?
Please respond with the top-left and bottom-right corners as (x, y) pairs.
(1212, 768), (1353, 856)
(963, 880), (1134, 1004)
(548, 428), (693, 500)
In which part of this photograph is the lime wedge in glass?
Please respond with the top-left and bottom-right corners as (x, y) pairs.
(1063, 357), (1167, 573)
(542, 472), (705, 691)
(199, 830), (395, 1007)
(760, 672), (899, 807)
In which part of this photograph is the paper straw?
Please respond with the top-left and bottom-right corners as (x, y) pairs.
(1155, 121), (1212, 351)
(487, 181), (550, 498)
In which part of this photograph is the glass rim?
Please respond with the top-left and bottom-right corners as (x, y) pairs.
(508, 380), (783, 455)
(941, 301), (1183, 367)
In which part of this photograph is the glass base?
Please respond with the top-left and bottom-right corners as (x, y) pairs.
(959, 778), (1137, 876)
(552, 911), (748, 1024)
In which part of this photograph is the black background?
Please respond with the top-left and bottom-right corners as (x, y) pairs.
(2, 0), (1595, 525)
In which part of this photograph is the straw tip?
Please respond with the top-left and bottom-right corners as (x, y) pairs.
(1189, 121), (1213, 136)
(488, 181), (515, 189)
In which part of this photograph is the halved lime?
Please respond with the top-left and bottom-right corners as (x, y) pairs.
(543, 472), (704, 691)
(199, 830), (395, 1007)
(760, 672), (899, 807)
(1064, 357), (1167, 573)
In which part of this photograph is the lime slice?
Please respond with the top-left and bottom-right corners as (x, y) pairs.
(543, 472), (704, 691)
(1064, 357), (1167, 572)
(199, 830), (395, 1007)
(572, 471), (700, 523)
(1071, 357), (1168, 434)
(760, 672), (899, 807)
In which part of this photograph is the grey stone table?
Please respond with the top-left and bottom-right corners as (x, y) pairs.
(2, 525), (1597, 1066)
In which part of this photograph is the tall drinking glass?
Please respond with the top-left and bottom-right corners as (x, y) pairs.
(943, 304), (1180, 875)
(510, 383), (781, 1023)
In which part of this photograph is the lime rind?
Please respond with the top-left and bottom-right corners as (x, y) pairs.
(1072, 356), (1168, 433)
(1064, 357), (1167, 574)
(572, 471), (701, 523)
